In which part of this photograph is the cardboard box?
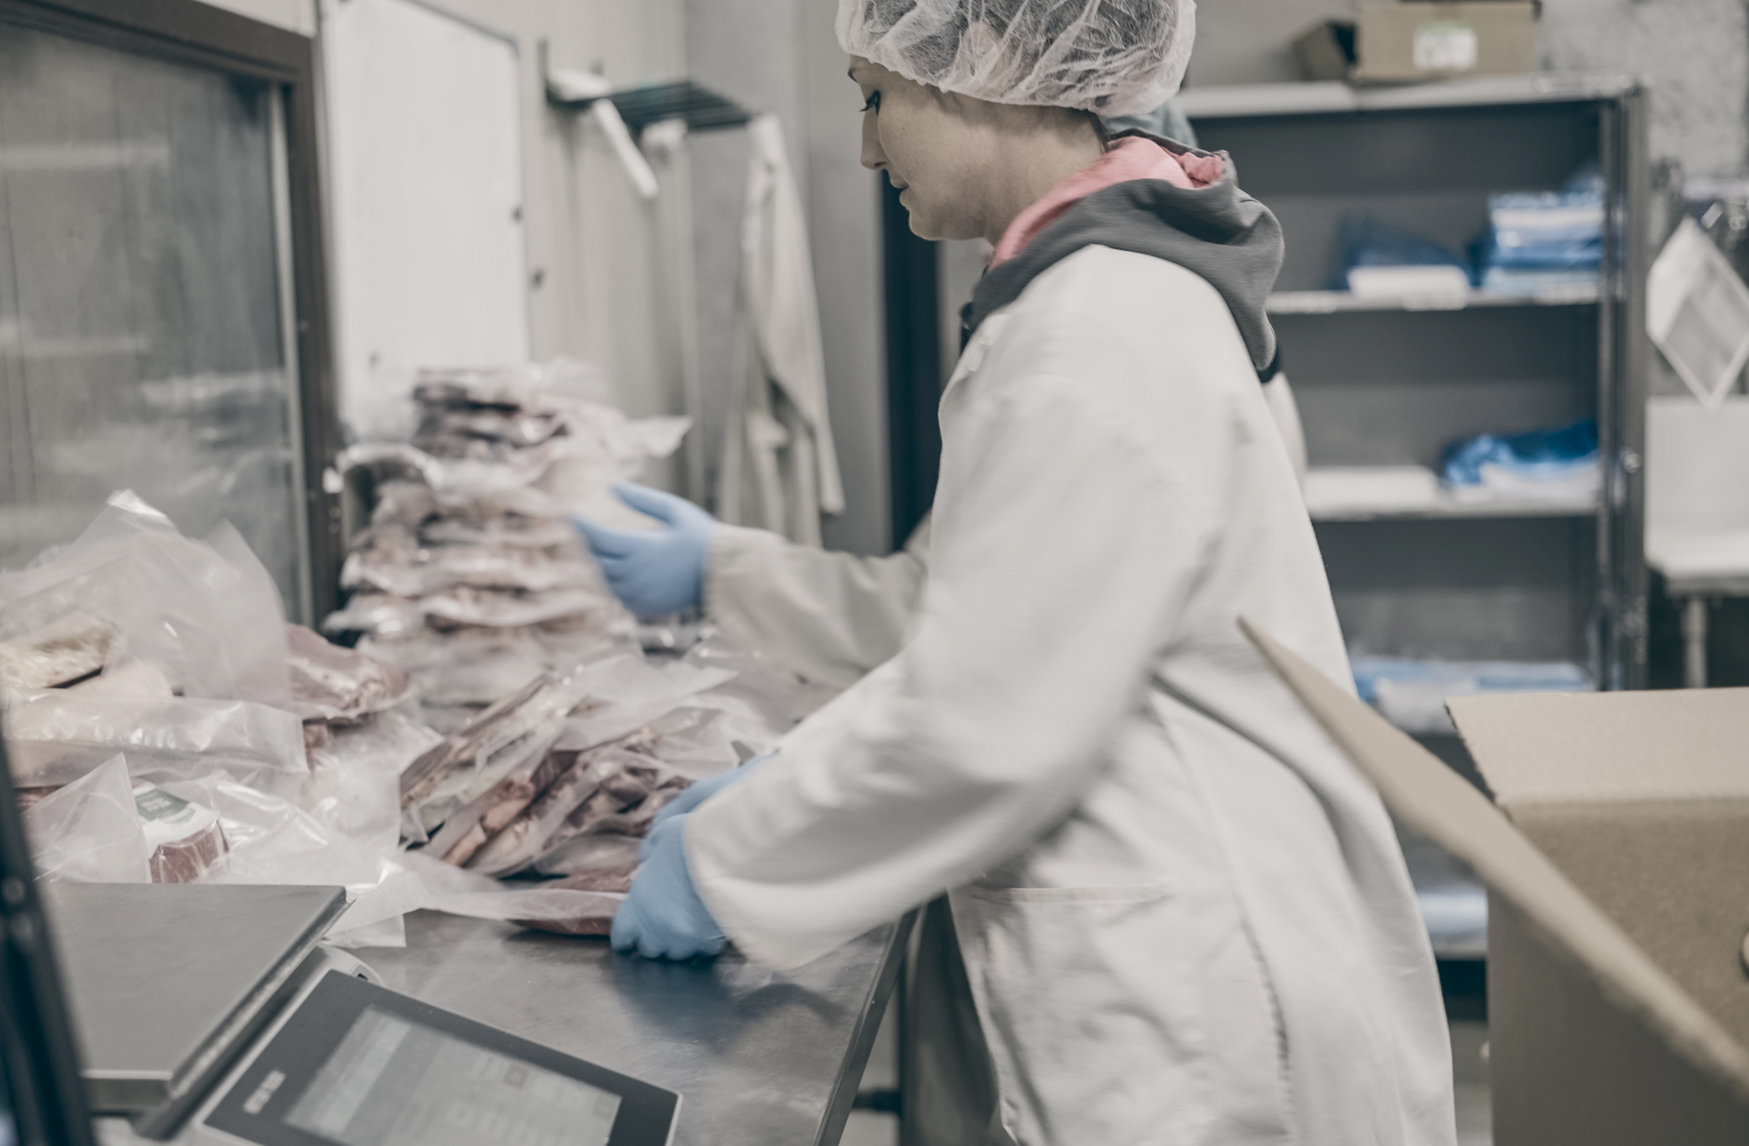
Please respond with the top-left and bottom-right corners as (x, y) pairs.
(1243, 620), (1749, 1145)
(1294, 3), (1541, 84)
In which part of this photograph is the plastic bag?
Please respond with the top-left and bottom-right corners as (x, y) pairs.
(551, 654), (737, 757)
(305, 709), (441, 855)
(679, 636), (840, 754)
(321, 594), (426, 639)
(402, 850), (624, 937)
(342, 547), (595, 599)
(4, 688), (308, 799)
(159, 771), (420, 942)
(421, 586), (620, 630)
(286, 624), (416, 724)
(0, 492), (291, 708)
(359, 628), (640, 719)
(0, 610), (115, 691)
(399, 672), (590, 831)
(533, 830), (642, 876)
(462, 705), (727, 879)
(24, 754), (149, 883)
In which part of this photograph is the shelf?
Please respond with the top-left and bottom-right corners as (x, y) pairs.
(1305, 466), (1598, 522)
(1268, 285), (1599, 315)
(1311, 498), (1598, 522)
(1176, 74), (1640, 121)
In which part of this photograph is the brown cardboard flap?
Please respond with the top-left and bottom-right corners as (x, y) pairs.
(1507, 799), (1749, 1041)
(1239, 619), (1749, 1103)
(1448, 688), (1749, 807)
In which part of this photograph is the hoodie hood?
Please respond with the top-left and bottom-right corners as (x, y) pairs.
(963, 132), (1285, 376)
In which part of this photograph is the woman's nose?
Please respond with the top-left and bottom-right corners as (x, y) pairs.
(860, 112), (885, 172)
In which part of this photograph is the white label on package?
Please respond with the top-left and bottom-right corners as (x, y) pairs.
(133, 783), (219, 850)
(1413, 22), (1479, 71)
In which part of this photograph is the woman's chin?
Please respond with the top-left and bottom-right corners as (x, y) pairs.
(903, 203), (954, 242)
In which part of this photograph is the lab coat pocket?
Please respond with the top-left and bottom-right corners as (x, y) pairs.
(951, 879), (1291, 1146)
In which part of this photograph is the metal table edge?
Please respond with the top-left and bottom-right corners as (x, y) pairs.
(813, 909), (917, 1146)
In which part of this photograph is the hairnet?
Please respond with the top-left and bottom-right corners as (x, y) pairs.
(838, 0), (1195, 117)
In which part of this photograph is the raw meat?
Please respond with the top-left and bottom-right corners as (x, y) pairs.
(510, 869), (637, 937)
(459, 749), (607, 877)
(399, 675), (554, 812)
(286, 623), (414, 723)
(550, 864), (637, 893)
(16, 786), (59, 813)
(0, 612), (115, 691)
(427, 743), (575, 867)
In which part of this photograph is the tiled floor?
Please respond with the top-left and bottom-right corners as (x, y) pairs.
(844, 1006), (1493, 1145)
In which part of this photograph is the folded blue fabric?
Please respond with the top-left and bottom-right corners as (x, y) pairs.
(1481, 232), (1602, 270)
(1351, 655), (1592, 704)
(1479, 265), (1600, 293)
(1441, 418), (1598, 488)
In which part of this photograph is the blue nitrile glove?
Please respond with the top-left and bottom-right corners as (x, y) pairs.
(611, 814), (726, 960)
(642, 752), (774, 861)
(571, 483), (715, 618)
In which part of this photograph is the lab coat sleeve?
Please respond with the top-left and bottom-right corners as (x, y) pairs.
(687, 331), (1232, 970)
(703, 519), (930, 690)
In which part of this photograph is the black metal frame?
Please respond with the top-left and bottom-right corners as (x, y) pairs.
(0, 0), (343, 621)
(882, 179), (943, 546)
(1599, 85), (1651, 688)
(0, 731), (96, 1146)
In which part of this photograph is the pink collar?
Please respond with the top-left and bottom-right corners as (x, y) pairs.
(991, 137), (1224, 267)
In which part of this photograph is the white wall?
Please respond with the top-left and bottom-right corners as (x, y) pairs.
(349, 0), (685, 427)
(686, 0), (890, 556)
(209, 0), (690, 490)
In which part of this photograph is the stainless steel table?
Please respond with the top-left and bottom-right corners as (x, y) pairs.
(360, 909), (911, 1146)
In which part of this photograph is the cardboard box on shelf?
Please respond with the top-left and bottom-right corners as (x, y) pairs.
(1294, 3), (1541, 85)
(1244, 619), (1749, 1145)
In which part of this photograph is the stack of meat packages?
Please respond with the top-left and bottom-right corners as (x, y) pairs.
(327, 368), (643, 735)
(324, 368), (758, 933)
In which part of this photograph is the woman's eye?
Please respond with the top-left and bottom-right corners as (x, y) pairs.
(860, 91), (881, 113)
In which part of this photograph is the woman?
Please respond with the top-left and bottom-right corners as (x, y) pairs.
(577, 3), (1456, 1143)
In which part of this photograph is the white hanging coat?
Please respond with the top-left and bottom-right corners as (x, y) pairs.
(717, 114), (845, 546)
(692, 246), (1457, 1146)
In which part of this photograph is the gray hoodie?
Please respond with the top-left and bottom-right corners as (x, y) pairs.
(962, 132), (1286, 380)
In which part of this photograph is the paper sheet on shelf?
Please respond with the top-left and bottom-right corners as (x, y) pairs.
(1303, 466), (1442, 516)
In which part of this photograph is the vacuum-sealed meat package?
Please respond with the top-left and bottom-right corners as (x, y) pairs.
(5, 688), (309, 799)
(0, 611), (115, 691)
(343, 545), (593, 599)
(421, 586), (617, 631)
(133, 782), (229, 883)
(510, 868), (638, 937)
(286, 623), (415, 724)
(399, 672), (586, 832)
(423, 741), (576, 867)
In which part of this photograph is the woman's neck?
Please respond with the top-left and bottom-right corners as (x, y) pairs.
(980, 117), (1107, 247)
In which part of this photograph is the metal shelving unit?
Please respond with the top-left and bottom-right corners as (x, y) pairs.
(1187, 75), (1650, 692)
(1186, 76), (1650, 983)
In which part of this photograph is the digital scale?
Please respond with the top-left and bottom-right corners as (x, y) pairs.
(98, 955), (680, 1146)
(41, 884), (679, 1146)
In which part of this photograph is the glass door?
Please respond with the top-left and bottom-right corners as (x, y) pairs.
(0, 8), (324, 620)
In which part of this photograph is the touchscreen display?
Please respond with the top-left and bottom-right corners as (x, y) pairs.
(284, 1006), (622, 1146)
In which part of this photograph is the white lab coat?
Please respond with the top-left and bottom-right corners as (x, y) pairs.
(692, 247), (1455, 1145)
(717, 114), (846, 546)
